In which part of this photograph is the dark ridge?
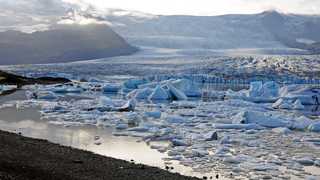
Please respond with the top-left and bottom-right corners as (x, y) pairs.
(0, 24), (138, 65)
(0, 70), (70, 86)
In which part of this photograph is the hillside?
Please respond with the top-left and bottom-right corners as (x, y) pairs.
(96, 9), (320, 51)
(0, 24), (138, 65)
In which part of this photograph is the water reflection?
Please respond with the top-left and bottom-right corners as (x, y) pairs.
(0, 106), (212, 178)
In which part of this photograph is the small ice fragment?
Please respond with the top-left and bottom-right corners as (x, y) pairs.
(272, 127), (291, 135)
(166, 115), (186, 123)
(293, 99), (305, 110)
(103, 84), (121, 93)
(171, 139), (188, 146)
(144, 111), (161, 119)
(308, 122), (320, 132)
(116, 124), (129, 130)
(203, 131), (218, 141)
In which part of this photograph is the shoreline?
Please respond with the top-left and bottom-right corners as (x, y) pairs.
(0, 130), (199, 180)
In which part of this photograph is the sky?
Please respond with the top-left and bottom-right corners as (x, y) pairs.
(0, 0), (320, 32)
(63, 0), (320, 15)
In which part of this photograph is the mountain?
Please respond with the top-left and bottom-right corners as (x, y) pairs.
(0, 24), (138, 65)
(95, 9), (320, 51)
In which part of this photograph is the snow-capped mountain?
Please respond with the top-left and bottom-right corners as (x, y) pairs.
(90, 9), (320, 50)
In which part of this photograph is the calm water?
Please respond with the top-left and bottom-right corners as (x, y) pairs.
(0, 91), (221, 179)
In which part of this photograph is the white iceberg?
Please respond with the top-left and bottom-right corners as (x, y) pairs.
(233, 111), (290, 128)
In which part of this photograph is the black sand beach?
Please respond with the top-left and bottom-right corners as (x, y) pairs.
(0, 130), (199, 180)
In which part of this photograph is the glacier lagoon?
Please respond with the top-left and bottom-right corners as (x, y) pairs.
(1, 48), (320, 179)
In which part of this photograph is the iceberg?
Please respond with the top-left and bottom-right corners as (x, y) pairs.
(308, 122), (320, 132)
(279, 86), (320, 105)
(171, 79), (201, 97)
(148, 85), (170, 100)
(261, 81), (279, 98)
(134, 88), (153, 99)
(166, 83), (188, 101)
(103, 84), (121, 93)
(118, 99), (136, 112)
(248, 81), (263, 97)
(293, 99), (305, 110)
(123, 79), (148, 89)
(233, 111), (290, 128)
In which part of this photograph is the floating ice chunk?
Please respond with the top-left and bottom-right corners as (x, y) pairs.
(249, 81), (263, 97)
(118, 99), (136, 112)
(144, 111), (161, 119)
(203, 131), (218, 141)
(98, 96), (114, 107)
(123, 79), (148, 89)
(291, 116), (314, 130)
(306, 176), (319, 180)
(280, 86), (320, 105)
(127, 126), (150, 132)
(138, 82), (159, 89)
(36, 91), (58, 100)
(272, 98), (285, 109)
(272, 127), (291, 135)
(220, 136), (232, 144)
(223, 156), (243, 164)
(294, 157), (315, 166)
(215, 145), (231, 155)
(293, 99), (305, 110)
(148, 85), (170, 100)
(0, 85), (17, 92)
(134, 88), (153, 99)
(213, 123), (263, 130)
(103, 84), (121, 93)
(125, 112), (140, 125)
(171, 101), (197, 109)
(191, 149), (209, 157)
(25, 91), (37, 99)
(171, 139), (188, 146)
(171, 79), (201, 97)
(166, 83), (188, 101)
(51, 85), (82, 94)
(116, 123), (129, 130)
(308, 122), (320, 132)
(241, 111), (290, 128)
(279, 101), (291, 109)
(166, 115), (186, 123)
(261, 81), (279, 98)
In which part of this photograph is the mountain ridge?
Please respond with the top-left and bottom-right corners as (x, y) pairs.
(0, 24), (138, 65)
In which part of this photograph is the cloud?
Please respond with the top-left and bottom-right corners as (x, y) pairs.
(0, 0), (319, 33)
